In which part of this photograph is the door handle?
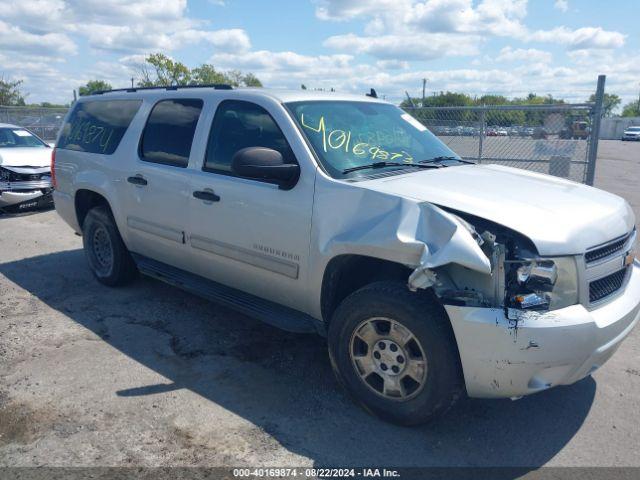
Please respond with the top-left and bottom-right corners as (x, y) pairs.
(127, 175), (148, 186)
(193, 190), (221, 202)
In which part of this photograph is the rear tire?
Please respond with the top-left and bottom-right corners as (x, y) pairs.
(328, 281), (463, 426)
(82, 206), (137, 286)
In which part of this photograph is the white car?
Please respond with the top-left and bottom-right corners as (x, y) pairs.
(53, 86), (639, 425)
(0, 123), (53, 212)
(622, 126), (640, 141)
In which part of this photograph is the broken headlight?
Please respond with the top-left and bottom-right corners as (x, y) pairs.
(507, 256), (578, 311)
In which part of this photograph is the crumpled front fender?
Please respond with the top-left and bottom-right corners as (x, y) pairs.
(310, 179), (493, 316)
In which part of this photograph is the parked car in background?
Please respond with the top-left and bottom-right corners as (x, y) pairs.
(532, 127), (548, 139)
(622, 126), (640, 141)
(0, 124), (53, 212)
(560, 121), (590, 140)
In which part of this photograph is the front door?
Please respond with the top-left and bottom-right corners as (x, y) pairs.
(186, 99), (314, 311)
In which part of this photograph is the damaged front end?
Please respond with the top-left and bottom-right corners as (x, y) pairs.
(410, 206), (579, 321)
(0, 166), (53, 212)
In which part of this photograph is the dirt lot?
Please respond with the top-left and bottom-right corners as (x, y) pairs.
(1, 140), (639, 469)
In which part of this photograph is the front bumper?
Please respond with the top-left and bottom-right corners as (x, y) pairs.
(0, 178), (52, 208)
(446, 262), (640, 398)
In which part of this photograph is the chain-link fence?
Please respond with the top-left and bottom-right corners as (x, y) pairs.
(0, 106), (68, 142)
(402, 77), (605, 185)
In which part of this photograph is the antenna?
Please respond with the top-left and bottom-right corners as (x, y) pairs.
(366, 88), (378, 98)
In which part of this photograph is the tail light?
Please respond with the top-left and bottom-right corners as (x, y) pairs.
(51, 147), (57, 189)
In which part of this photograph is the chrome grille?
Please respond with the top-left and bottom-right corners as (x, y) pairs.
(589, 267), (628, 303)
(585, 232), (633, 264)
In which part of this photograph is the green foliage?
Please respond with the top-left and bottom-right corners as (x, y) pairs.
(588, 93), (621, 117)
(79, 80), (113, 96)
(621, 100), (640, 118)
(0, 75), (26, 106)
(138, 53), (191, 87)
(137, 53), (262, 88)
(401, 91), (574, 127)
(242, 72), (263, 87)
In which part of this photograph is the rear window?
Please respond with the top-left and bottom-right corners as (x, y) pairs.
(140, 99), (203, 168)
(57, 100), (142, 154)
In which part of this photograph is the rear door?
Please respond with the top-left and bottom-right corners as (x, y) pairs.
(185, 98), (315, 311)
(123, 98), (204, 269)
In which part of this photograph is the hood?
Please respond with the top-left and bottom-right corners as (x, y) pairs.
(361, 164), (635, 255)
(0, 147), (52, 168)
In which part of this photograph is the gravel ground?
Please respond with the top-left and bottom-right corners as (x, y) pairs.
(0, 140), (639, 469)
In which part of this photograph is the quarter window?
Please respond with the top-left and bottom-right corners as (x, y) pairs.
(204, 100), (295, 174)
(57, 100), (142, 155)
(140, 99), (203, 167)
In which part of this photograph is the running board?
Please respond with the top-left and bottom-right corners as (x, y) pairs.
(132, 254), (320, 334)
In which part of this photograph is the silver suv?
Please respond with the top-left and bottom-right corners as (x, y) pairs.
(53, 86), (639, 425)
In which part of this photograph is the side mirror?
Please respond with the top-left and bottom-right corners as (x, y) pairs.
(231, 147), (299, 189)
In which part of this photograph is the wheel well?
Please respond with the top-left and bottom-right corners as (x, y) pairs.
(321, 255), (412, 323)
(75, 189), (110, 229)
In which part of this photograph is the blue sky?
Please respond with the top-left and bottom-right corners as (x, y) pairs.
(1, 0), (638, 108)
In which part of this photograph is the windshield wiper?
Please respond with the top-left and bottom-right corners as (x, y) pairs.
(418, 156), (474, 165)
(342, 161), (440, 174)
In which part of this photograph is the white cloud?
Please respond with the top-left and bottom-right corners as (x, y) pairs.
(0, 20), (77, 57)
(315, 0), (409, 21)
(407, 0), (528, 37)
(528, 27), (625, 50)
(496, 46), (552, 63)
(324, 32), (481, 60)
(376, 59), (410, 69)
(554, 0), (569, 12)
(317, 0), (624, 60)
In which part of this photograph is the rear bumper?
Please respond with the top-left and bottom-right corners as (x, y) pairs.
(446, 262), (640, 398)
(53, 190), (81, 232)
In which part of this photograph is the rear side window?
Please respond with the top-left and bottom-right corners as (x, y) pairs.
(57, 100), (142, 154)
(140, 99), (203, 168)
(204, 100), (295, 174)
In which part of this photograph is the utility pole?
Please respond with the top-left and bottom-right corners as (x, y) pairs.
(637, 82), (640, 114)
(131, 77), (134, 88)
(422, 78), (426, 107)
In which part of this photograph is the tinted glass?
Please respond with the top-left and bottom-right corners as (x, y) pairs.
(0, 128), (48, 148)
(205, 100), (294, 173)
(141, 99), (203, 167)
(57, 100), (142, 154)
(286, 101), (459, 179)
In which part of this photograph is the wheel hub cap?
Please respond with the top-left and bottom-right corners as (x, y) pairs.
(349, 317), (428, 401)
(92, 227), (113, 272)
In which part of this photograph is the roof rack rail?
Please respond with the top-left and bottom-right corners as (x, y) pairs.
(90, 84), (234, 95)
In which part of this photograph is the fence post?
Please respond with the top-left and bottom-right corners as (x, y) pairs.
(478, 105), (485, 163)
(586, 75), (605, 186)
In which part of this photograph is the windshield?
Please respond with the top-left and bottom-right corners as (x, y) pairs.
(0, 128), (48, 148)
(286, 101), (462, 178)
(627, 127), (640, 132)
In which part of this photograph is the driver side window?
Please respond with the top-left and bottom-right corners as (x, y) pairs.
(204, 100), (295, 175)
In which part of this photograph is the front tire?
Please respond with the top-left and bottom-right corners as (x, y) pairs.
(328, 282), (463, 426)
(82, 206), (137, 286)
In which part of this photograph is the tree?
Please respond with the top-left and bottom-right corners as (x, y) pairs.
(589, 93), (621, 117)
(136, 53), (262, 88)
(621, 100), (640, 118)
(138, 53), (191, 87)
(191, 64), (228, 85)
(0, 75), (26, 106)
(79, 80), (112, 96)
(242, 72), (262, 87)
